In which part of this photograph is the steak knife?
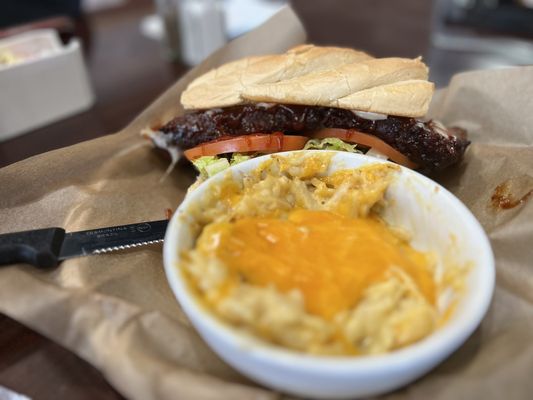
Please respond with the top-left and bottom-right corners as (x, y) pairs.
(0, 220), (168, 268)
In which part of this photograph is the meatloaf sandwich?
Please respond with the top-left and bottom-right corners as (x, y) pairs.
(144, 45), (469, 179)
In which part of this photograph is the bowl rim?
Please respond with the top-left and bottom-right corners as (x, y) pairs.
(163, 150), (495, 373)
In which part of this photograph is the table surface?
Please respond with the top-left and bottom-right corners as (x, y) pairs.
(0, 1), (435, 398)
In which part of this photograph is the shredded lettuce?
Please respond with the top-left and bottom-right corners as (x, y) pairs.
(192, 153), (253, 178)
(303, 137), (362, 153)
(192, 156), (228, 178)
(205, 158), (230, 177)
(230, 153), (252, 165)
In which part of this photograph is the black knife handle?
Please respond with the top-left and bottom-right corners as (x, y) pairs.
(0, 228), (65, 268)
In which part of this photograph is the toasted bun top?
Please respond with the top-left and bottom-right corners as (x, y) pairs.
(181, 45), (434, 118)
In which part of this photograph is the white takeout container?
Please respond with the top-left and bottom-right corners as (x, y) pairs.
(163, 151), (495, 399)
(0, 29), (94, 141)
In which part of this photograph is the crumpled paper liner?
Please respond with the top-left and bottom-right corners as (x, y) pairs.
(1, 6), (533, 400)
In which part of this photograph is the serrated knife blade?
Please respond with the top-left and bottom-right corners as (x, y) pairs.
(58, 220), (168, 259)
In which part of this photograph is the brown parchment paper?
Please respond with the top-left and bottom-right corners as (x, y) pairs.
(1, 6), (533, 400)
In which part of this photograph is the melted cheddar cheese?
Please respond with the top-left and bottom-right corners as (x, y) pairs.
(196, 209), (435, 320)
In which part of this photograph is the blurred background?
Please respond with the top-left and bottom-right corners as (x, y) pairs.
(0, 0), (533, 170)
(1, 1), (533, 399)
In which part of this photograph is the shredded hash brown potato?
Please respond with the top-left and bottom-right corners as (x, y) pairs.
(189, 153), (398, 224)
(181, 153), (463, 355)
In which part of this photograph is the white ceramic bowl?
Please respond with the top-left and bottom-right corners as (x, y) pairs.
(163, 151), (494, 399)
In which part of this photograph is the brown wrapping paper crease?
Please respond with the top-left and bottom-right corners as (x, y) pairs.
(1, 6), (533, 399)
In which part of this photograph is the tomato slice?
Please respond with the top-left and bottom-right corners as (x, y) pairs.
(183, 133), (308, 161)
(312, 128), (418, 169)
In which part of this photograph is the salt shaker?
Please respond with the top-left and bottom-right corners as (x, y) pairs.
(156, 0), (226, 65)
